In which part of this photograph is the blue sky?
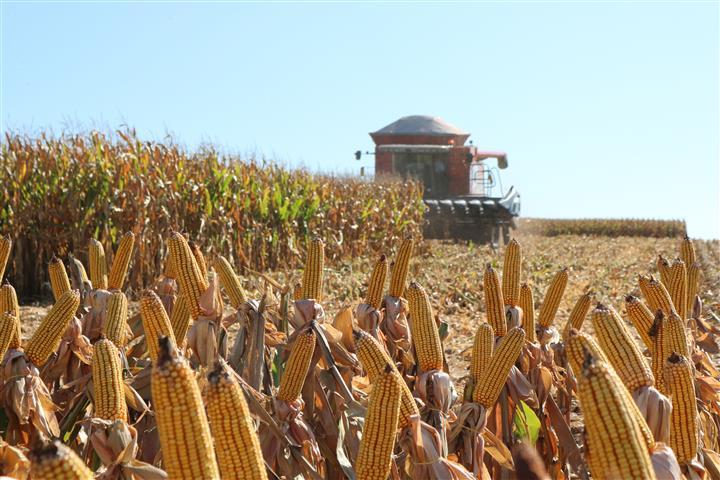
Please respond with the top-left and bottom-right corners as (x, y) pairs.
(2, 2), (719, 238)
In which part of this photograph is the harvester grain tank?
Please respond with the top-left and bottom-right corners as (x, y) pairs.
(365, 115), (520, 244)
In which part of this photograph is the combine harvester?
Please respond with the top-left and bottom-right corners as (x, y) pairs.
(358, 115), (521, 244)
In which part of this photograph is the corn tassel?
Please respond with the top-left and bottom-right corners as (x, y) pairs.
(484, 265), (507, 337)
(364, 254), (387, 309)
(25, 289), (80, 367)
(538, 268), (568, 328)
(502, 239), (521, 306)
(407, 282), (444, 372)
(107, 231), (135, 290)
(88, 238), (108, 290)
(92, 338), (128, 421)
(389, 237), (413, 298)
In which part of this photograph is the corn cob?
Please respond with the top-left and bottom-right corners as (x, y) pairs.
(170, 294), (192, 345)
(107, 231), (135, 290)
(667, 259), (687, 320)
(664, 353), (698, 464)
(139, 290), (176, 363)
(473, 327), (525, 408)
(680, 236), (695, 274)
(591, 304), (654, 391)
(0, 283), (21, 349)
(88, 238), (108, 290)
(664, 312), (690, 358)
(213, 255), (246, 309)
(356, 365), (401, 480)
(25, 289), (80, 367)
(538, 268), (568, 328)
(519, 283), (535, 342)
(577, 357), (656, 480)
(364, 254), (388, 309)
(204, 362), (268, 480)
(502, 239), (521, 306)
(189, 241), (208, 280)
(301, 237), (324, 301)
(641, 276), (675, 317)
(407, 282), (444, 372)
(0, 234), (10, 281)
(29, 437), (94, 480)
(163, 253), (176, 280)
(103, 291), (129, 348)
(625, 295), (655, 351)
(638, 275), (659, 314)
(649, 312), (667, 393)
(152, 337), (220, 479)
(389, 237), (413, 298)
(657, 254), (671, 288)
(92, 338), (128, 421)
(168, 232), (209, 320)
(470, 322), (494, 383)
(686, 262), (701, 317)
(563, 292), (593, 337)
(292, 282), (302, 301)
(354, 329), (419, 427)
(48, 255), (71, 301)
(484, 265), (507, 337)
(0, 311), (18, 360)
(277, 328), (316, 402)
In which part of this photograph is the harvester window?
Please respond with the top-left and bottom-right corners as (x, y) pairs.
(392, 152), (448, 199)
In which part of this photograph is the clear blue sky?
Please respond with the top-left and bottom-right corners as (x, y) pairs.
(2, 2), (719, 238)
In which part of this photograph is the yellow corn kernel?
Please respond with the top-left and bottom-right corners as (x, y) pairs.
(538, 268), (568, 328)
(657, 254), (671, 288)
(204, 362), (268, 480)
(680, 236), (695, 274)
(470, 322), (494, 383)
(152, 337), (220, 479)
(29, 437), (94, 480)
(664, 312), (690, 359)
(355, 365), (401, 480)
(213, 255), (246, 309)
(0, 311), (18, 360)
(0, 283), (21, 349)
(640, 276), (675, 317)
(563, 292), (593, 338)
(566, 329), (610, 375)
(139, 290), (176, 363)
(353, 329), (419, 428)
(519, 283), (535, 342)
(107, 231), (135, 290)
(364, 254), (388, 309)
(484, 265), (507, 337)
(103, 291), (129, 348)
(388, 237), (413, 298)
(48, 255), (71, 301)
(624, 295), (654, 352)
(277, 328), (316, 402)
(300, 237), (324, 301)
(189, 241), (208, 280)
(649, 312), (668, 393)
(667, 259), (687, 320)
(170, 295), (192, 345)
(686, 262), (701, 318)
(664, 353), (698, 464)
(407, 282), (444, 372)
(25, 289), (80, 367)
(502, 239), (521, 306)
(92, 338), (128, 422)
(473, 327), (525, 408)
(168, 232), (209, 320)
(0, 234), (10, 281)
(88, 238), (108, 290)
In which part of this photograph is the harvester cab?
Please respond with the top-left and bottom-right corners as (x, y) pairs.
(364, 115), (521, 245)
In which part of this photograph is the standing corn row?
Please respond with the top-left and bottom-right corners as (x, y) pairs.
(152, 337), (220, 480)
(355, 365), (401, 480)
(0, 283), (21, 349)
(168, 232), (209, 320)
(277, 328), (316, 402)
(625, 295), (655, 351)
(353, 329), (419, 428)
(92, 338), (128, 422)
(591, 304), (654, 392)
(667, 259), (687, 320)
(103, 291), (129, 348)
(687, 262), (701, 317)
(519, 283), (535, 342)
(364, 255), (388, 309)
(563, 292), (593, 338)
(0, 312), (18, 360)
(502, 239), (521, 306)
(577, 357), (656, 480)
(473, 327), (525, 408)
(657, 255), (671, 288)
(214, 255), (247, 309)
(388, 237), (413, 298)
(204, 362), (268, 480)
(29, 437), (94, 480)
(407, 282), (444, 372)
(537, 268), (568, 328)
(107, 231), (135, 290)
(483, 265), (507, 337)
(25, 290), (80, 367)
(89, 239), (108, 290)
(664, 312), (690, 358)
(680, 236), (695, 276)
(301, 237), (324, 301)
(139, 290), (176, 363)
(48, 256), (71, 301)
(170, 295), (192, 346)
(649, 312), (668, 393)
(664, 353), (698, 464)
(470, 323), (494, 383)
(0, 235), (10, 281)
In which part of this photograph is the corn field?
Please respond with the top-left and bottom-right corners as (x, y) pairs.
(519, 218), (687, 238)
(0, 130), (425, 297)
(1, 225), (719, 479)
